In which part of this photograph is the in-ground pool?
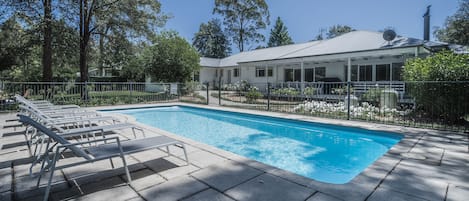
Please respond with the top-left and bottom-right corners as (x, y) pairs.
(106, 106), (402, 184)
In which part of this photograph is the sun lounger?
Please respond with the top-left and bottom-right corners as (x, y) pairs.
(18, 114), (189, 201)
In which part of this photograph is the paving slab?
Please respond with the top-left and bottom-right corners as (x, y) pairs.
(14, 170), (69, 200)
(0, 167), (11, 193)
(446, 184), (469, 201)
(225, 173), (315, 201)
(138, 175), (208, 201)
(187, 150), (227, 168)
(306, 192), (344, 201)
(141, 155), (199, 180)
(368, 187), (429, 201)
(70, 185), (140, 201)
(441, 150), (469, 167)
(181, 188), (235, 201)
(126, 169), (166, 191)
(0, 191), (12, 201)
(191, 160), (263, 191)
(392, 159), (469, 187)
(379, 167), (447, 201)
(130, 149), (168, 163)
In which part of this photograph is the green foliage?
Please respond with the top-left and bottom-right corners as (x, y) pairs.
(361, 88), (382, 103)
(404, 50), (469, 81)
(434, 0), (469, 46)
(193, 19), (231, 58)
(213, 0), (270, 52)
(326, 25), (355, 39)
(404, 50), (469, 122)
(303, 87), (316, 96)
(272, 88), (299, 96)
(141, 32), (200, 82)
(245, 87), (263, 103)
(268, 17), (293, 47)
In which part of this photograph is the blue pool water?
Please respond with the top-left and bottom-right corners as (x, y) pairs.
(108, 106), (402, 184)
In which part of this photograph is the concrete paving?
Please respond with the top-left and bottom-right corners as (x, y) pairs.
(1, 103), (469, 201)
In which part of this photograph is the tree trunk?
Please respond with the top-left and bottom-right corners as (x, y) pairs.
(42, 0), (52, 82)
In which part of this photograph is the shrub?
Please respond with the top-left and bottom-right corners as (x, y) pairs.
(304, 87), (316, 96)
(404, 50), (469, 122)
(361, 88), (382, 103)
(272, 87), (299, 96)
(245, 87), (262, 103)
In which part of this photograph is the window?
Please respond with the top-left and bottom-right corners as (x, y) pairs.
(267, 67), (273, 77)
(315, 67), (326, 81)
(392, 63), (404, 81)
(220, 69), (224, 77)
(376, 64), (391, 81)
(215, 69), (218, 77)
(305, 68), (314, 82)
(358, 65), (372, 81)
(284, 69), (292, 81)
(294, 69), (301, 81)
(256, 67), (266, 77)
(193, 71), (200, 82)
(344, 65), (358, 81)
(233, 68), (240, 77)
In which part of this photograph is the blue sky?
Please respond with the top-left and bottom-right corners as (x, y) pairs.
(160, 0), (460, 51)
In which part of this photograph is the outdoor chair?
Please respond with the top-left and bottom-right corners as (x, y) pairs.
(18, 114), (189, 201)
(18, 105), (144, 176)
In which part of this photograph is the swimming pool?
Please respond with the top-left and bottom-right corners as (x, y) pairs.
(108, 106), (402, 184)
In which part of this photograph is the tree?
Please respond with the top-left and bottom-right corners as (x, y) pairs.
(267, 17), (293, 47)
(434, 0), (469, 46)
(313, 28), (325, 41)
(213, 0), (270, 52)
(0, 16), (26, 71)
(326, 25), (354, 39)
(404, 50), (469, 122)
(78, 0), (168, 82)
(192, 19), (231, 58)
(125, 32), (200, 82)
(0, 0), (54, 81)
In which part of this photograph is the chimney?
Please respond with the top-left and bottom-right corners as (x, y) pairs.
(423, 5), (431, 41)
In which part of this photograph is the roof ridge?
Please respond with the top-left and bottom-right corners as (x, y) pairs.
(275, 40), (324, 59)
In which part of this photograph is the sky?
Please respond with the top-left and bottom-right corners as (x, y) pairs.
(159, 0), (461, 51)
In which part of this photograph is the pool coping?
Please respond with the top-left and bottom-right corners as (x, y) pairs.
(87, 102), (461, 200)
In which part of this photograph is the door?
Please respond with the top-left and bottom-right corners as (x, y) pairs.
(227, 70), (232, 84)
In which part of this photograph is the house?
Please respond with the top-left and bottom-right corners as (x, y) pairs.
(197, 30), (466, 92)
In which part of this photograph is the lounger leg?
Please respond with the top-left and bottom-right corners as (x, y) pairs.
(43, 151), (59, 201)
(132, 128), (136, 139)
(109, 158), (115, 169)
(36, 157), (47, 187)
(117, 140), (131, 184)
(182, 144), (189, 166)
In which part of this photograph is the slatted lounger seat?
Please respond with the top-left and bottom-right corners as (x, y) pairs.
(17, 114), (189, 201)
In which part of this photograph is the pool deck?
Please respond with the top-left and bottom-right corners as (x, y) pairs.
(1, 103), (469, 201)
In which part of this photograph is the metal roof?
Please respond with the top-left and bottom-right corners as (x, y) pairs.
(200, 30), (456, 68)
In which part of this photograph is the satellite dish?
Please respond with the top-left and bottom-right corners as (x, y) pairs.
(383, 29), (397, 42)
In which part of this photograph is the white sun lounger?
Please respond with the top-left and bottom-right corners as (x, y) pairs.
(18, 114), (189, 201)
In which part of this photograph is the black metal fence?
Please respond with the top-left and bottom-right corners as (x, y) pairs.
(0, 81), (207, 110)
(1, 80), (468, 132)
(212, 81), (469, 132)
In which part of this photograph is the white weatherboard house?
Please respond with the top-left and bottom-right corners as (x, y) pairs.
(197, 31), (465, 90)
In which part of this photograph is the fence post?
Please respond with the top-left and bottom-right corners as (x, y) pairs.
(218, 78), (221, 105)
(347, 81), (351, 120)
(206, 82), (209, 105)
(84, 81), (88, 106)
(267, 82), (271, 111)
(129, 81), (133, 104)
